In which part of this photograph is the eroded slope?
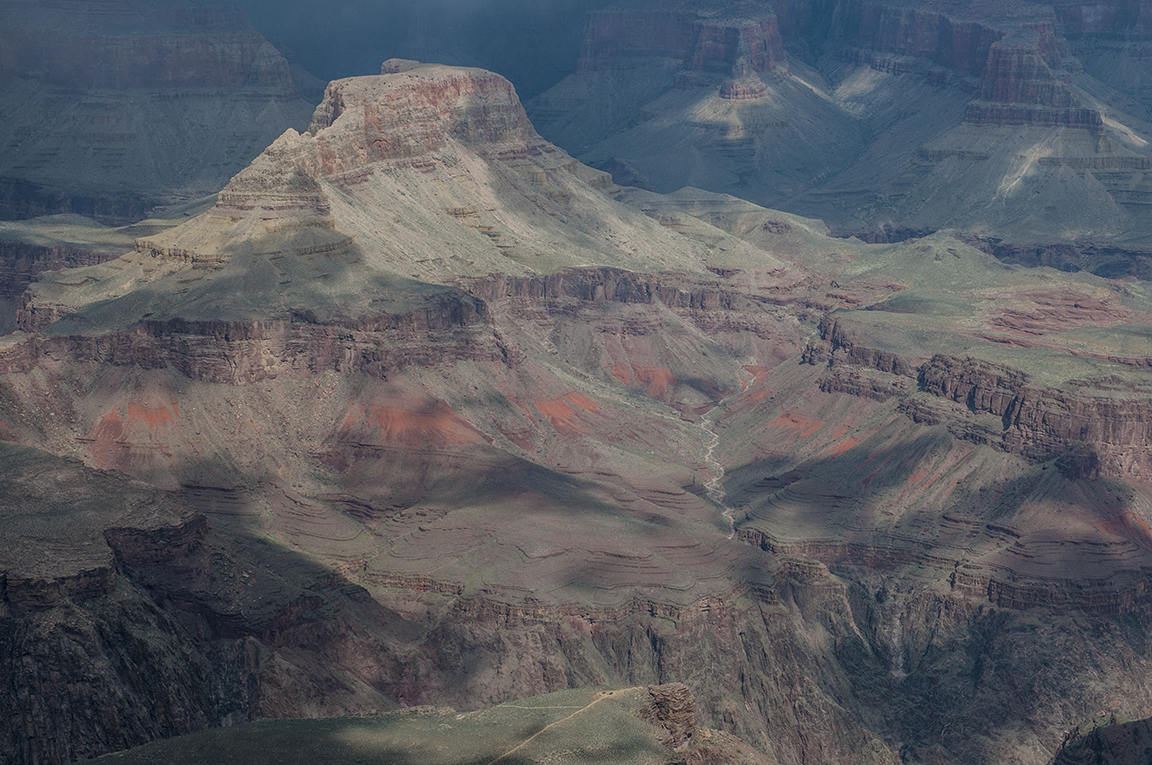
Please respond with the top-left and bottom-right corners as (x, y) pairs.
(4, 61), (1152, 765)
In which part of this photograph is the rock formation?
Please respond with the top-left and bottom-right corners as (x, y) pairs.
(1051, 715), (1152, 765)
(6, 59), (1152, 765)
(0, 0), (317, 223)
(528, 0), (1152, 267)
(639, 683), (698, 751)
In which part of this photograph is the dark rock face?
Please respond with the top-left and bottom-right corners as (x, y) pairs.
(1, 587), (245, 765)
(0, 4), (297, 96)
(1052, 715), (1152, 765)
(773, 0), (1003, 74)
(639, 683), (697, 751)
(578, 8), (788, 78)
(1049, 0), (1152, 37)
(0, 0), (315, 223)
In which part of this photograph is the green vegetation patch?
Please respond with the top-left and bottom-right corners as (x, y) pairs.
(83, 688), (676, 765)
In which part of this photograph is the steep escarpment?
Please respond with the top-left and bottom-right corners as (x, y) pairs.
(807, 310), (1152, 480)
(964, 29), (1101, 131)
(578, 6), (788, 78)
(919, 355), (1152, 476)
(0, 0), (316, 223)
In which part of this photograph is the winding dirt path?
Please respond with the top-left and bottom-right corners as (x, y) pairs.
(484, 691), (618, 765)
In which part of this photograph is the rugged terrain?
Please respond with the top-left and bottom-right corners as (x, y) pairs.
(528, 0), (1152, 274)
(0, 0), (317, 223)
(3, 59), (1152, 765)
(1050, 714), (1152, 765)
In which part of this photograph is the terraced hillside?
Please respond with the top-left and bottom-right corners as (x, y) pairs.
(4, 61), (1152, 765)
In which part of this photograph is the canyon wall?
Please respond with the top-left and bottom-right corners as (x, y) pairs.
(772, 0), (1003, 74)
(0, 240), (122, 301)
(7, 293), (498, 385)
(577, 8), (788, 77)
(810, 317), (1152, 479)
(0, 0), (314, 223)
(7, 265), (755, 386)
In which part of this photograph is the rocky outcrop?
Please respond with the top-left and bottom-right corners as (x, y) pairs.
(0, 240), (122, 301)
(810, 316), (917, 377)
(639, 682), (698, 751)
(690, 16), (788, 75)
(978, 31), (1073, 104)
(7, 294), (499, 384)
(965, 29), (1101, 131)
(577, 6), (789, 88)
(306, 65), (550, 171)
(103, 515), (208, 569)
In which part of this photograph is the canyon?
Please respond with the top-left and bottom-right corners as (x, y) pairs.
(0, 0), (317, 223)
(3, 3), (1152, 765)
(528, 0), (1152, 276)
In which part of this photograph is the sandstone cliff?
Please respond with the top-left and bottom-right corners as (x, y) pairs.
(579, 7), (788, 76)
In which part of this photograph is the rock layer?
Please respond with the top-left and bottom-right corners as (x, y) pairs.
(579, 8), (788, 76)
(0, 0), (315, 223)
(8, 60), (1152, 765)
